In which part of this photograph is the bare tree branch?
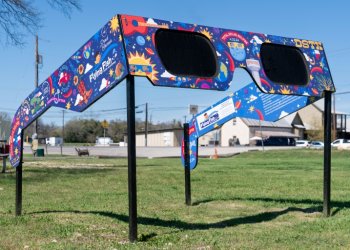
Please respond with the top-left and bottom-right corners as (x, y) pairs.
(0, 0), (81, 46)
(47, 0), (81, 18)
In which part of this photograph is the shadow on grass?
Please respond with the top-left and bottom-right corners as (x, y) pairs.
(1, 168), (118, 184)
(192, 197), (350, 216)
(31, 205), (320, 232)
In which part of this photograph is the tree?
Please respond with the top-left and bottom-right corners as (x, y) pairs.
(64, 119), (103, 143)
(306, 117), (336, 141)
(0, 112), (11, 140)
(0, 0), (81, 46)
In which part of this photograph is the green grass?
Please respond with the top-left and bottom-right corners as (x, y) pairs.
(1, 149), (350, 249)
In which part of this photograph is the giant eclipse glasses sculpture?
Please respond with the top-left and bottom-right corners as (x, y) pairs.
(9, 14), (335, 242)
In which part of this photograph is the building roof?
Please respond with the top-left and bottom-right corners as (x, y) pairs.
(280, 112), (297, 124)
(241, 118), (292, 128)
(312, 99), (349, 115)
(135, 127), (183, 135)
(255, 131), (299, 138)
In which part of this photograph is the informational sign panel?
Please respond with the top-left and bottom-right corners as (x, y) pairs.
(181, 82), (320, 170)
(196, 97), (235, 134)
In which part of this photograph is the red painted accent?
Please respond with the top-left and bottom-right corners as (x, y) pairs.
(178, 26), (196, 32)
(235, 100), (242, 109)
(255, 109), (264, 120)
(145, 47), (155, 55)
(62, 89), (72, 98)
(224, 51), (235, 72)
(311, 88), (319, 95)
(195, 78), (213, 85)
(189, 126), (195, 135)
(151, 33), (156, 47)
(311, 67), (323, 74)
(220, 31), (249, 45)
(121, 15), (147, 36)
(260, 78), (271, 88)
(48, 77), (53, 95)
(181, 139), (185, 157)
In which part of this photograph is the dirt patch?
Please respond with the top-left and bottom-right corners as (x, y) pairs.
(24, 161), (115, 169)
(205, 201), (254, 211)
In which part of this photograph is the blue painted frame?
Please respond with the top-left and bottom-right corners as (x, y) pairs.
(9, 14), (335, 168)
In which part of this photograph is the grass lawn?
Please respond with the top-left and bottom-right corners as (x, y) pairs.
(1, 149), (350, 249)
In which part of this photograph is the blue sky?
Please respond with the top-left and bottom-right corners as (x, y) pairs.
(0, 0), (349, 125)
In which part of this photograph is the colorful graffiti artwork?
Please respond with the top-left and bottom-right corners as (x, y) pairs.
(9, 15), (128, 167)
(10, 14), (335, 168)
(120, 14), (335, 96)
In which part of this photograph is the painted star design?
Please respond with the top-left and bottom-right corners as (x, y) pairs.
(249, 106), (255, 113)
(146, 35), (151, 41)
(66, 102), (71, 109)
(109, 69), (114, 77)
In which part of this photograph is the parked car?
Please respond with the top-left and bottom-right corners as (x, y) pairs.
(331, 139), (350, 149)
(256, 137), (296, 146)
(295, 140), (310, 148)
(309, 141), (324, 149)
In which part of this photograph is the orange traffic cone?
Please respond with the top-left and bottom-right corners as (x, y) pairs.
(212, 148), (219, 159)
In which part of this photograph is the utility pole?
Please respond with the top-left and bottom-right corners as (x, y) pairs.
(259, 119), (265, 152)
(145, 102), (148, 147)
(35, 35), (39, 135)
(333, 93), (336, 140)
(61, 110), (65, 156)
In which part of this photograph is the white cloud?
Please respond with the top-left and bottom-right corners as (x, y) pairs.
(250, 35), (263, 44)
(147, 18), (158, 25)
(247, 94), (257, 103)
(84, 63), (93, 74)
(160, 70), (175, 78)
(74, 94), (83, 106)
(279, 111), (289, 119)
(99, 78), (109, 91)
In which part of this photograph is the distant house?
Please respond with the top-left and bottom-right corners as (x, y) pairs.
(132, 100), (350, 147)
(297, 99), (349, 138)
(135, 128), (183, 147)
(221, 117), (298, 146)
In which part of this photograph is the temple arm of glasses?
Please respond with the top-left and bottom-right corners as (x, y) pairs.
(181, 82), (321, 170)
(9, 15), (128, 167)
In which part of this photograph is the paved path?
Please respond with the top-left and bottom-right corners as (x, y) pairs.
(23, 145), (295, 158)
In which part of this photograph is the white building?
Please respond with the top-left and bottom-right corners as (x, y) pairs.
(133, 99), (350, 147)
(221, 117), (298, 146)
(135, 128), (183, 147)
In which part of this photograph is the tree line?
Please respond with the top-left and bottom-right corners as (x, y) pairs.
(0, 112), (183, 143)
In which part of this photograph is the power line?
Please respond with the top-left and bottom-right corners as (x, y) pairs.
(334, 91), (350, 96)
